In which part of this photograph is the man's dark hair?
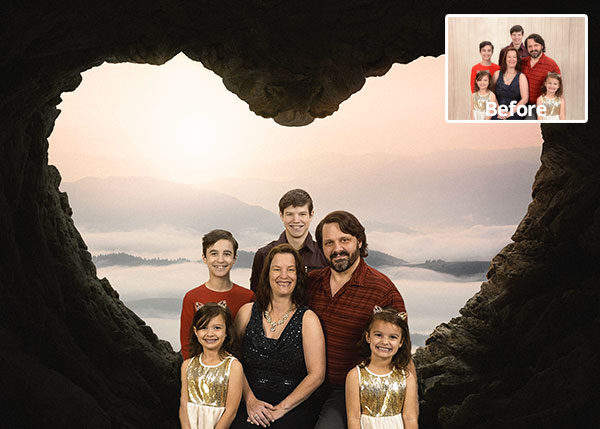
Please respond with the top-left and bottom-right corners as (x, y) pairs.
(479, 41), (494, 52)
(510, 25), (524, 35)
(202, 229), (238, 257)
(278, 189), (313, 214)
(315, 210), (368, 258)
(525, 33), (546, 53)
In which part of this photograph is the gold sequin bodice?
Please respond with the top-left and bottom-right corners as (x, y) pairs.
(473, 91), (491, 112)
(187, 354), (235, 407)
(358, 365), (406, 417)
(542, 95), (561, 117)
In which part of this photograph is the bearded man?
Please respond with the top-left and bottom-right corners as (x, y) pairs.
(307, 210), (410, 429)
(521, 33), (562, 118)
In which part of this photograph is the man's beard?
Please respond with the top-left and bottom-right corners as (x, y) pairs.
(529, 49), (541, 58)
(328, 248), (360, 273)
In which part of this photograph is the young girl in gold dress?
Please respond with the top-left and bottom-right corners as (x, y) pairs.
(471, 70), (497, 120)
(179, 302), (244, 429)
(536, 72), (565, 120)
(346, 306), (419, 429)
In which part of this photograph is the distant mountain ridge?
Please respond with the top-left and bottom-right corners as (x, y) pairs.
(209, 147), (541, 228)
(92, 250), (406, 269)
(411, 259), (489, 279)
(92, 251), (256, 268)
(93, 251), (488, 279)
(93, 253), (190, 268)
(61, 146), (540, 248)
(61, 176), (281, 236)
(367, 250), (406, 267)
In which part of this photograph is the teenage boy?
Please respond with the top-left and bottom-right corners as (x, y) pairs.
(249, 189), (327, 292)
(498, 24), (529, 66)
(179, 229), (254, 359)
(470, 41), (501, 92)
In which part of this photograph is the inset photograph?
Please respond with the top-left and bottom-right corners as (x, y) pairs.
(446, 15), (587, 122)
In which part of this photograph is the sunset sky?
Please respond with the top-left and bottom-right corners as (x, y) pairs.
(49, 53), (542, 186)
(46, 53), (546, 345)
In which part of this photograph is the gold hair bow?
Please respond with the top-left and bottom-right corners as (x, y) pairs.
(373, 305), (407, 320)
(195, 300), (228, 311)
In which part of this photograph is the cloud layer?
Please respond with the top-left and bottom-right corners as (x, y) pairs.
(368, 224), (516, 262)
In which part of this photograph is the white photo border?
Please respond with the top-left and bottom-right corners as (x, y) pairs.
(445, 14), (588, 124)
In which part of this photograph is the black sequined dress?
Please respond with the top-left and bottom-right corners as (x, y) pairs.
(232, 303), (317, 428)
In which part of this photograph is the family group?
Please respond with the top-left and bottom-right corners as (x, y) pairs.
(470, 25), (564, 120)
(178, 189), (419, 429)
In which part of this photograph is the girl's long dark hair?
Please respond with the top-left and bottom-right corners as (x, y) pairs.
(473, 70), (493, 93)
(188, 302), (238, 359)
(540, 72), (563, 97)
(357, 307), (412, 370)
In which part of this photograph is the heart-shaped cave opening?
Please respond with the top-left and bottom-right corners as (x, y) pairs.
(48, 51), (541, 354)
(2, 4), (598, 428)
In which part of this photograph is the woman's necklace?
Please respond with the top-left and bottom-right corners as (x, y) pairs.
(264, 307), (293, 332)
(503, 69), (516, 84)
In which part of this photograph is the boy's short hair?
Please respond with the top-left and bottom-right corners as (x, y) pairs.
(278, 189), (313, 214)
(510, 25), (524, 35)
(479, 41), (494, 52)
(202, 229), (238, 256)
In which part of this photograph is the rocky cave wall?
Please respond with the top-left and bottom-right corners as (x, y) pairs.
(1, 2), (598, 428)
(414, 123), (600, 427)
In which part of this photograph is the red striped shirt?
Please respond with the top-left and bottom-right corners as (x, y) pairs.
(522, 54), (561, 104)
(307, 258), (407, 387)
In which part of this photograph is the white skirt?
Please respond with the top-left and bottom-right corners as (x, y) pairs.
(542, 114), (560, 121)
(187, 402), (225, 429)
(361, 413), (404, 429)
(473, 109), (487, 120)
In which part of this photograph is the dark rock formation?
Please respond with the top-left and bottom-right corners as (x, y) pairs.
(0, 162), (181, 427)
(414, 122), (600, 427)
(1, 1), (597, 428)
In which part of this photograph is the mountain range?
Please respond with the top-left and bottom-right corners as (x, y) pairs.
(61, 147), (539, 239)
(61, 176), (281, 235)
(92, 249), (406, 269)
(93, 251), (486, 279)
(208, 147), (541, 228)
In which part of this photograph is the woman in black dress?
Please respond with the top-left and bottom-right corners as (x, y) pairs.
(492, 47), (529, 120)
(232, 244), (325, 428)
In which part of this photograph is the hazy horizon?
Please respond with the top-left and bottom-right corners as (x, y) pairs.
(45, 52), (545, 349)
(62, 172), (525, 262)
